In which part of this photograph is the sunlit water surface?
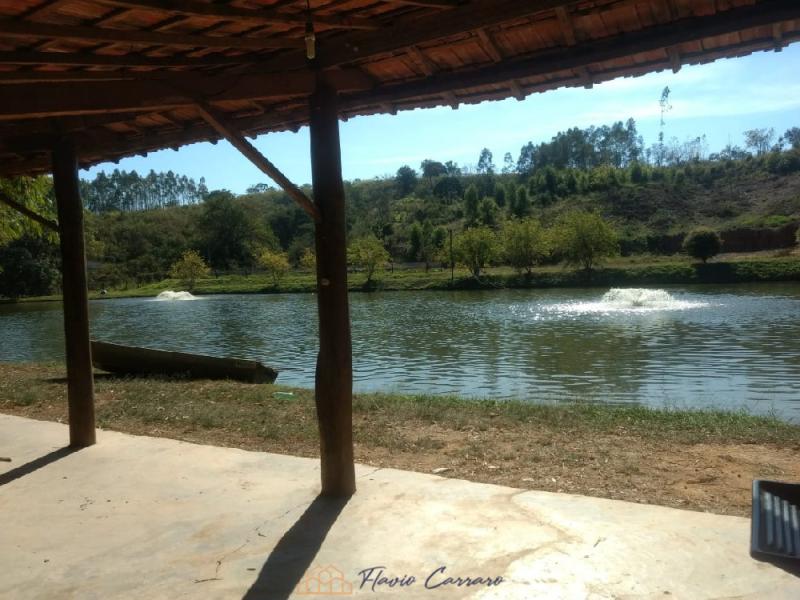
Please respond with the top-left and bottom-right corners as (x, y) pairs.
(2, 283), (799, 420)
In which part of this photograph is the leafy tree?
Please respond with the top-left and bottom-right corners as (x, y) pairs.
(257, 248), (290, 286)
(0, 176), (56, 246)
(463, 184), (480, 225)
(408, 220), (438, 270)
(348, 235), (389, 283)
(554, 210), (619, 272)
(455, 226), (497, 278)
(494, 185), (506, 208)
(169, 250), (210, 290)
(744, 128), (776, 156)
(683, 228), (722, 263)
(502, 152), (515, 174)
(432, 176), (463, 201)
(477, 148), (495, 174)
(511, 185), (530, 218)
(420, 159), (447, 179)
(478, 197), (499, 227)
(395, 165), (417, 196)
(299, 248), (316, 271)
(200, 191), (274, 271)
(782, 127), (800, 150)
(0, 234), (60, 298)
(503, 218), (549, 274)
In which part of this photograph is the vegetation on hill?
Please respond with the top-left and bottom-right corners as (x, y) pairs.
(1, 117), (799, 298)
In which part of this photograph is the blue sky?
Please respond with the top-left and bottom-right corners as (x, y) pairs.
(83, 44), (800, 194)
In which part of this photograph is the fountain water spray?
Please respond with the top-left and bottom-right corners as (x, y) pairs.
(549, 288), (708, 314)
(155, 290), (197, 301)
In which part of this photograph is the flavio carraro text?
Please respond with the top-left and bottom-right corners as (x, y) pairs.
(357, 565), (504, 592)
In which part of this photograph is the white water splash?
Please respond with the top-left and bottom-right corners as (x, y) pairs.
(549, 288), (708, 314)
(154, 290), (197, 301)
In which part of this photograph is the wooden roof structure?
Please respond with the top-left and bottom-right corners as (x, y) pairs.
(1, 0), (799, 176)
(3, 0), (800, 498)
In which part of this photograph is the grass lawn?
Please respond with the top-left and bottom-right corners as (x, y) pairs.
(2, 362), (798, 517)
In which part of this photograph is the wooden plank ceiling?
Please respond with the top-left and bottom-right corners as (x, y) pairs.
(1, 0), (799, 175)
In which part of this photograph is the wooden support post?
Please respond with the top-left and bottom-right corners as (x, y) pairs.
(310, 75), (356, 497)
(52, 138), (96, 447)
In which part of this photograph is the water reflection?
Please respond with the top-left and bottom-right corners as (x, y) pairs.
(1, 283), (799, 420)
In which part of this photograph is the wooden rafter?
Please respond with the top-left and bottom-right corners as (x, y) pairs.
(0, 50), (257, 68)
(0, 19), (301, 50)
(344, 0), (800, 110)
(195, 101), (320, 223)
(379, 0), (459, 7)
(407, 46), (458, 108)
(0, 69), (372, 121)
(95, 0), (378, 30)
(259, 0), (581, 71)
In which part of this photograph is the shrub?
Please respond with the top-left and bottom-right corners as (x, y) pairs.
(683, 228), (722, 263)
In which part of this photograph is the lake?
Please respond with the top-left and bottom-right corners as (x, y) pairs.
(2, 284), (799, 421)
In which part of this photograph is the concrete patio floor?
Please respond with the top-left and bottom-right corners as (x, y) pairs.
(1, 414), (797, 599)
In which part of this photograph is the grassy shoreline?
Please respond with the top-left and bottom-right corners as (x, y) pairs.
(6, 253), (800, 303)
(2, 362), (798, 516)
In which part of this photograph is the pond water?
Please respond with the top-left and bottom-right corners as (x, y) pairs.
(2, 284), (800, 420)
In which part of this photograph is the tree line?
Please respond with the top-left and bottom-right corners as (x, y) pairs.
(1, 117), (799, 298)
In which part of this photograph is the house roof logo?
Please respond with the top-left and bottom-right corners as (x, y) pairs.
(295, 565), (354, 596)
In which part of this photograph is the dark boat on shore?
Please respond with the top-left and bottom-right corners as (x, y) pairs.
(91, 340), (278, 384)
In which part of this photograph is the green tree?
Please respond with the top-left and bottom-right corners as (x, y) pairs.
(744, 128), (776, 156)
(0, 176), (56, 246)
(348, 235), (389, 283)
(478, 197), (499, 227)
(455, 226), (497, 278)
(0, 234), (60, 298)
(683, 228), (722, 263)
(477, 148), (495, 175)
(463, 184), (480, 225)
(511, 185), (530, 218)
(554, 211), (619, 272)
(200, 190), (274, 271)
(395, 165), (417, 196)
(257, 248), (290, 286)
(503, 218), (549, 275)
(169, 250), (210, 290)
(494, 186), (506, 208)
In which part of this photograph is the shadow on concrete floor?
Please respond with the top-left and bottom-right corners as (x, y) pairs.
(0, 446), (79, 487)
(243, 495), (350, 600)
(753, 556), (800, 579)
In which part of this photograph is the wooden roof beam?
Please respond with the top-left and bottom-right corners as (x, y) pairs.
(261, 0), (583, 71)
(95, 0), (378, 30)
(555, 6), (578, 46)
(343, 0), (800, 109)
(378, 0), (460, 7)
(475, 27), (526, 100)
(0, 50), (258, 68)
(407, 45), (458, 108)
(0, 69), (372, 121)
(194, 101), (320, 223)
(0, 19), (300, 50)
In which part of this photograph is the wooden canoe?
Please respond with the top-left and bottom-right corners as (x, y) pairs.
(91, 340), (278, 384)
